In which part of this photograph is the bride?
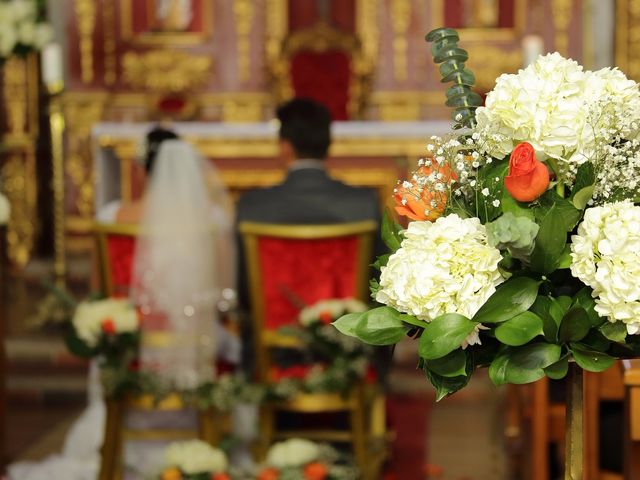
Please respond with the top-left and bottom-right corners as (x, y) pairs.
(8, 130), (240, 479)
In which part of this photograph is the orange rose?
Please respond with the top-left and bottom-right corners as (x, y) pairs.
(257, 468), (279, 480)
(101, 317), (116, 335)
(318, 311), (333, 325)
(394, 161), (454, 221)
(161, 468), (182, 480)
(304, 462), (328, 480)
(504, 142), (550, 202)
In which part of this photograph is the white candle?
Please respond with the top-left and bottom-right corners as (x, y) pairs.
(41, 42), (63, 91)
(522, 35), (545, 67)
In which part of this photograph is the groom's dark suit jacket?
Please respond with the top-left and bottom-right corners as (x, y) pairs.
(235, 164), (383, 373)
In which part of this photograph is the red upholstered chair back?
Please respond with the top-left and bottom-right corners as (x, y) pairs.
(290, 50), (351, 121)
(94, 223), (140, 298)
(273, 21), (370, 120)
(239, 221), (377, 381)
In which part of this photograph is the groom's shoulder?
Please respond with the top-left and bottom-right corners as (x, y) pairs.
(236, 184), (285, 218)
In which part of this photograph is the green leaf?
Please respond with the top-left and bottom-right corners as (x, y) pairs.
(572, 185), (595, 210)
(558, 307), (591, 342)
(381, 210), (403, 252)
(600, 322), (628, 343)
(533, 191), (582, 231)
(333, 312), (363, 338)
(544, 355), (569, 380)
(473, 277), (540, 324)
(427, 349), (468, 378)
(530, 296), (562, 342)
(530, 205), (567, 274)
(580, 330), (611, 352)
(572, 288), (604, 327)
(495, 311), (544, 346)
(570, 343), (615, 372)
(489, 343), (562, 385)
(419, 313), (478, 360)
(65, 332), (96, 358)
(354, 307), (407, 345)
(372, 254), (390, 271)
(571, 162), (595, 200)
(558, 245), (573, 269)
(500, 192), (535, 220)
(424, 365), (472, 402)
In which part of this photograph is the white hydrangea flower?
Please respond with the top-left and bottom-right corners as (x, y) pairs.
(72, 298), (138, 347)
(570, 201), (640, 334)
(266, 438), (320, 468)
(475, 52), (640, 186)
(376, 214), (505, 321)
(0, 22), (17, 57)
(165, 440), (228, 474)
(0, 193), (10, 225)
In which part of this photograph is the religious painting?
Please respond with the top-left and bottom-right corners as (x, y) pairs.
(433, 0), (524, 40)
(120, 0), (213, 44)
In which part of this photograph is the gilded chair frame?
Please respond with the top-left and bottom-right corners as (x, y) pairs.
(269, 21), (373, 119)
(93, 222), (222, 480)
(94, 222), (141, 297)
(239, 220), (377, 381)
(239, 220), (381, 477)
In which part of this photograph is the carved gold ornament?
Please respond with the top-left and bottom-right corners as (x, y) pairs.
(122, 50), (212, 92)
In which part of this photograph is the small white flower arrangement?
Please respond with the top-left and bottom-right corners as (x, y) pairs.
(0, 0), (53, 58)
(161, 440), (229, 480)
(72, 298), (139, 348)
(299, 298), (366, 327)
(257, 439), (359, 480)
(0, 192), (10, 225)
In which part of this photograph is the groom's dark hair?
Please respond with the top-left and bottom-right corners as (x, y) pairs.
(145, 126), (179, 174)
(277, 98), (331, 159)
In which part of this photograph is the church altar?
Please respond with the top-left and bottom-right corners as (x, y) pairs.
(92, 120), (452, 217)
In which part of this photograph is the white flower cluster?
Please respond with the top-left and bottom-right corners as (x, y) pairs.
(299, 298), (366, 327)
(0, 0), (52, 57)
(266, 438), (320, 469)
(376, 214), (505, 321)
(164, 440), (228, 474)
(72, 298), (138, 347)
(0, 193), (10, 225)
(475, 53), (640, 185)
(570, 202), (640, 334)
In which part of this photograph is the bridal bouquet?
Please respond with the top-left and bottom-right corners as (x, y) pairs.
(256, 439), (359, 480)
(160, 440), (230, 480)
(0, 0), (52, 58)
(335, 28), (640, 399)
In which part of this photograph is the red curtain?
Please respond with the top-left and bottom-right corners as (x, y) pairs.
(257, 236), (359, 330)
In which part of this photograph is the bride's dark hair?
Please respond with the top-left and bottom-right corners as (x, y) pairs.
(145, 126), (179, 174)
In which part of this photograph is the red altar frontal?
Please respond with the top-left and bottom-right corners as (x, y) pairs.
(0, 0), (600, 266)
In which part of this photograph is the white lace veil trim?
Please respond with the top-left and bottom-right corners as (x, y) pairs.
(131, 139), (232, 388)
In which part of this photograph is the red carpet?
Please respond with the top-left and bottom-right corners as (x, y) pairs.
(384, 393), (433, 480)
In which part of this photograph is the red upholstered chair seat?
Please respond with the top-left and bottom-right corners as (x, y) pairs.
(258, 235), (358, 330)
(106, 234), (137, 298)
(290, 50), (351, 120)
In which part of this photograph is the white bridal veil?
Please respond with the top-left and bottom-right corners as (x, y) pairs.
(132, 139), (233, 389)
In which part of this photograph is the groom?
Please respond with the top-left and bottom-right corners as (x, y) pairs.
(236, 97), (382, 369)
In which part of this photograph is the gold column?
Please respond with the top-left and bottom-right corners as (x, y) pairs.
(102, 0), (117, 86)
(234, 0), (254, 83)
(74, 0), (96, 84)
(48, 89), (66, 285)
(552, 0), (573, 56)
(391, 0), (411, 82)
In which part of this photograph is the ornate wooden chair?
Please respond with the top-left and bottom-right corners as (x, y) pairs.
(269, 21), (373, 120)
(94, 222), (222, 480)
(239, 220), (385, 479)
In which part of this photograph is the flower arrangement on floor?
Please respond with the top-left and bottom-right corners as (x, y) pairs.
(256, 439), (359, 480)
(335, 27), (640, 399)
(0, 192), (9, 225)
(160, 440), (231, 480)
(269, 298), (373, 399)
(64, 296), (262, 408)
(0, 0), (52, 58)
